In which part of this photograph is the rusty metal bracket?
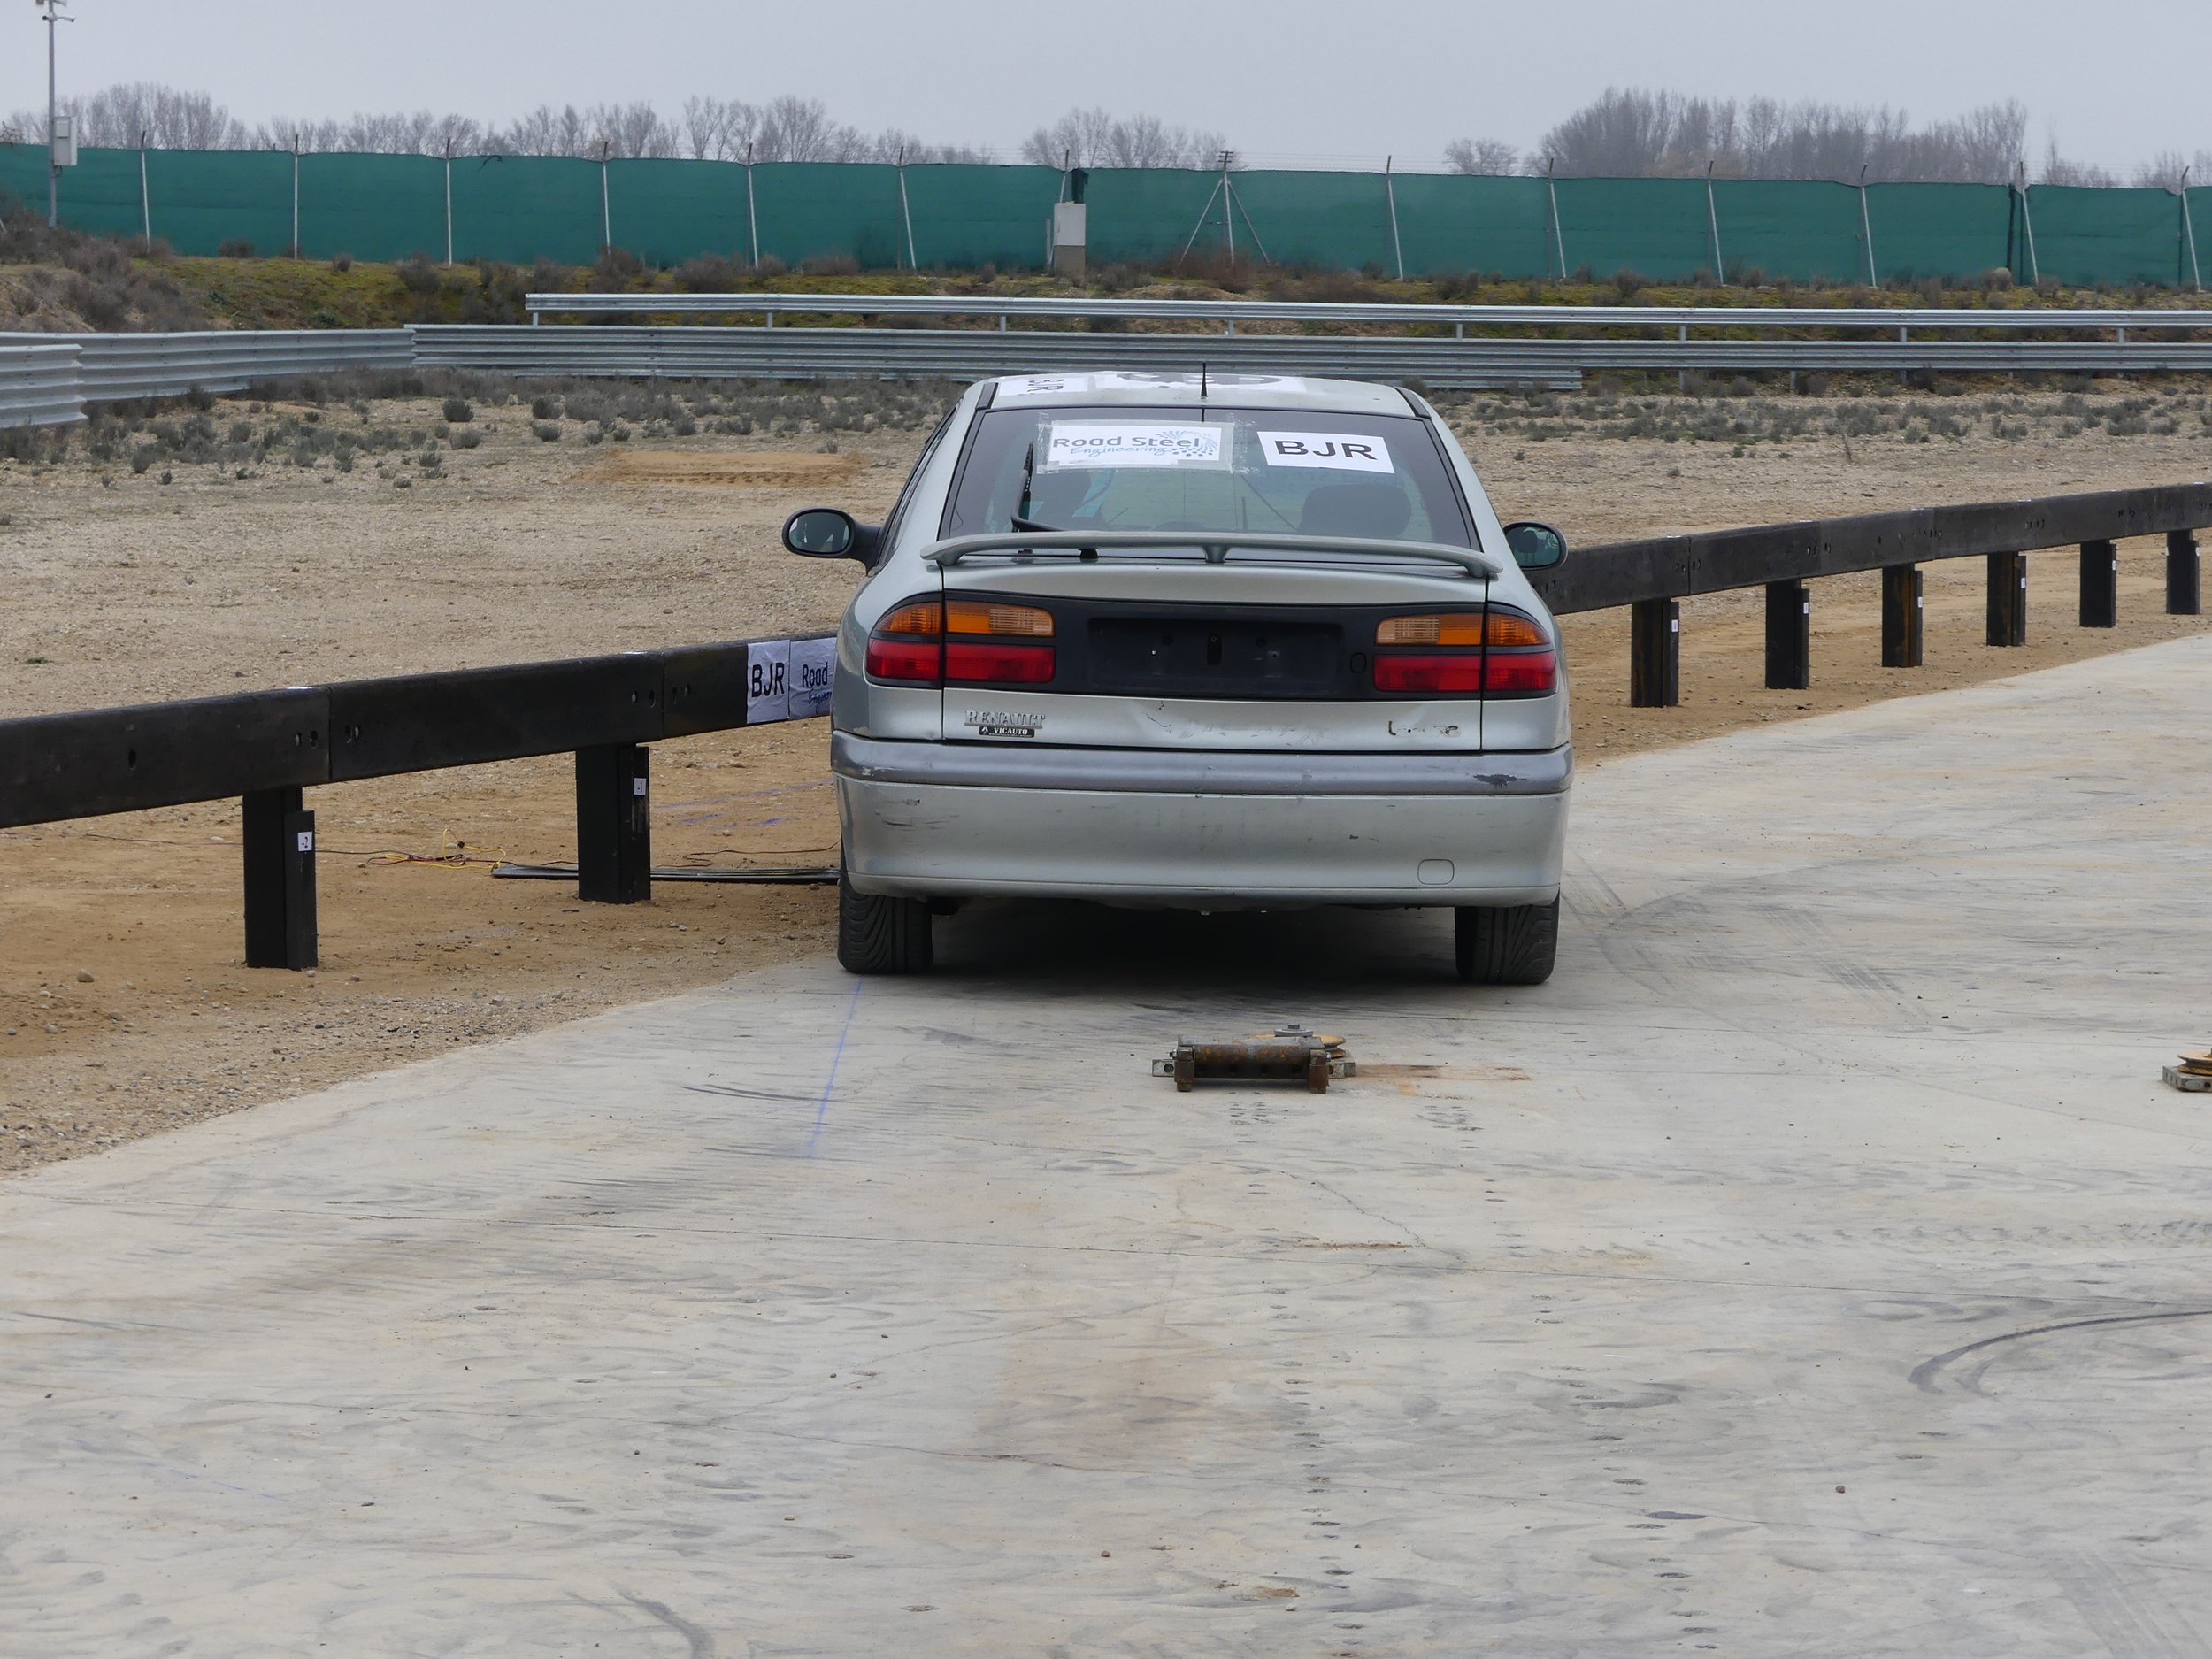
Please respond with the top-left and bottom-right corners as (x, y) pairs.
(1154, 1025), (1355, 1093)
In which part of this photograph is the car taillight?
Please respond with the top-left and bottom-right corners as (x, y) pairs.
(1373, 654), (1488, 694)
(1371, 605), (1555, 696)
(864, 595), (1057, 687)
(1376, 610), (1548, 648)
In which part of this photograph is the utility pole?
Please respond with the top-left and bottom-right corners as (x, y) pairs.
(39, 0), (76, 229)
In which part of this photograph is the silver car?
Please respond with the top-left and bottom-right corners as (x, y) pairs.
(782, 371), (1571, 983)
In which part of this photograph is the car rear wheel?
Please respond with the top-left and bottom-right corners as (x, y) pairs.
(838, 871), (933, 975)
(1454, 898), (1558, 986)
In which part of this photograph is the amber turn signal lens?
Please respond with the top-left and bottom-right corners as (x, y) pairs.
(877, 599), (943, 637)
(946, 599), (1055, 638)
(1375, 609), (1548, 648)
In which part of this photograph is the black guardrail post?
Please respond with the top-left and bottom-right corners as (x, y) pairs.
(576, 743), (651, 903)
(2078, 540), (2118, 627)
(1763, 580), (1810, 689)
(2165, 531), (2200, 615)
(1630, 598), (1679, 707)
(1881, 565), (1924, 667)
(242, 787), (317, 970)
(1986, 551), (2028, 646)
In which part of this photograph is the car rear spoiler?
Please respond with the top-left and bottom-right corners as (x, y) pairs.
(920, 530), (1504, 582)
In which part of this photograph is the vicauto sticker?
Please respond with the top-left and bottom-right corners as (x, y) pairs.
(1043, 423), (1227, 469)
(995, 371), (1310, 403)
(1257, 431), (1394, 473)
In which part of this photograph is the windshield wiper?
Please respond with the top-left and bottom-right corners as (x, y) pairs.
(1010, 513), (1059, 532)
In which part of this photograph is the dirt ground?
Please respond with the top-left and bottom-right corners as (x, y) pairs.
(4, 382), (2208, 1175)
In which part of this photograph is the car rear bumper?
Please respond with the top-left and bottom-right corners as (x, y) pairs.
(833, 733), (1570, 909)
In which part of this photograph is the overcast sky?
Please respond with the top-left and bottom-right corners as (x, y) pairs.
(5, 0), (2206, 171)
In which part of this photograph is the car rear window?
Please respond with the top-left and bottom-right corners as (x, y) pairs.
(941, 405), (1475, 548)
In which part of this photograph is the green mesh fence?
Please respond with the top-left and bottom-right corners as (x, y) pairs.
(12, 145), (2212, 293)
(749, 163), (904, 270)
(449, 154), (600, 265)
(1862, 183), (2014, 283)
(1081, 168), (1222, 265)
(902, 165), (1062, 270)
(1390, 174), (1553, 279)
(145, 148), (292, 256)
(1710, 180), (1868, 285)
(2026, 186), (2187, 288)
(1553, 177), (1714, 281)
(298, 152), (443, 263)
(1214, 171), (1394, 273)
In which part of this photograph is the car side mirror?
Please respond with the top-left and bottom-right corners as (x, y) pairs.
(783, 507), (882, 566)
(1502, 521), (1568, 570)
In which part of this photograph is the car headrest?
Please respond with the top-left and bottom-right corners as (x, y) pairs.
(1295, 482), (1412, 540)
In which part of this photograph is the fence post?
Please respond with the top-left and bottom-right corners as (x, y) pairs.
(600, 144), (612, 250)
(1857, 167), (1876, 285)
(1630, 597), (1679, 707)
(1545, 157), (1566, 280)
(242, 787), (318, 971)
(1385, 155), (1404, 281)
(290, 136), (301, 258)
(138, 130), (150, 245)
(1986, 550), (2027, 645)
(1704, 161), (1723, 280)
(576, 743), (651, 903)
(2078, 539), (2117, 627)
(896, 147), (918, 270)
(1763, 579), (1809, 689)
(745, 143), (759, 268)
(1881, 564), (1923, 667)
(443, 142), (454, 265)
(2167, 530), (2201, 615)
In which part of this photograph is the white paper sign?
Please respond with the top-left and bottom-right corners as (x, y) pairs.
(1044, 423), (1225, 469)
(1258, 431), (1394, 473)
(746, 639), (791, 724)
(787, 636), (837, 720)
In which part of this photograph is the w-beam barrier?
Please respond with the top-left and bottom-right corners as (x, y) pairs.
(3, 482), (2208, 966)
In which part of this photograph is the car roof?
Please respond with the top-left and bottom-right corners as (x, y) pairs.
(986, 371), (1417, 417)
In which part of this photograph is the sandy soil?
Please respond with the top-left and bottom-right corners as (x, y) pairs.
(4, 387), (2208, 1175)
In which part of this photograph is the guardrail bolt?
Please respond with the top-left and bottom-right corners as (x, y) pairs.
(575, 743), (652, 903)
(2166, 532), (2200, 616)
(2078, 540), (2118, 628)
(1881, 564), (1924, 668)
(1986, 551), (2028, 646)
(1630, 598), (1680, 708)
(242, 787), (318, 971)
(1763, 579), (1811, 689)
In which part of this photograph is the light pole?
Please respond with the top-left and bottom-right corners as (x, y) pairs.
(36, 0), (75, 229)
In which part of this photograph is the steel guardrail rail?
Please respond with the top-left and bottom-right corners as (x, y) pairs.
(1526, 482), (2212, 613)
(421, 321), (2212, 383)
(524, 292), (2212, 332)
(4, 480), (2202, 832)
(408, 325), (1583, 388)
(0, 340), (84, 429)
(3, 484), (2202, 967)
(0, 329), (415, 428)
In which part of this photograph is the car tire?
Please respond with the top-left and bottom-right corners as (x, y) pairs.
(838, 871), (933, 975)
(1454, 898), (1559, 986)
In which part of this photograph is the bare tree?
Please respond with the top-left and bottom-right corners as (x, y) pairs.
(680, 96), (757, 161)
(46, 81), (250, 148)
(497, 104), (593, 157)
(1020, 108), (1225, 169)
(2040, 140), (2116, 188)
(1444, 137), (1520, 175)
(1539, 86), (2034, 184)
(2133, 150), (2212, 190)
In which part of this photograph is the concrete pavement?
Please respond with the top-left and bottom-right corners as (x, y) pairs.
(4, 637), (2211, 1656)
